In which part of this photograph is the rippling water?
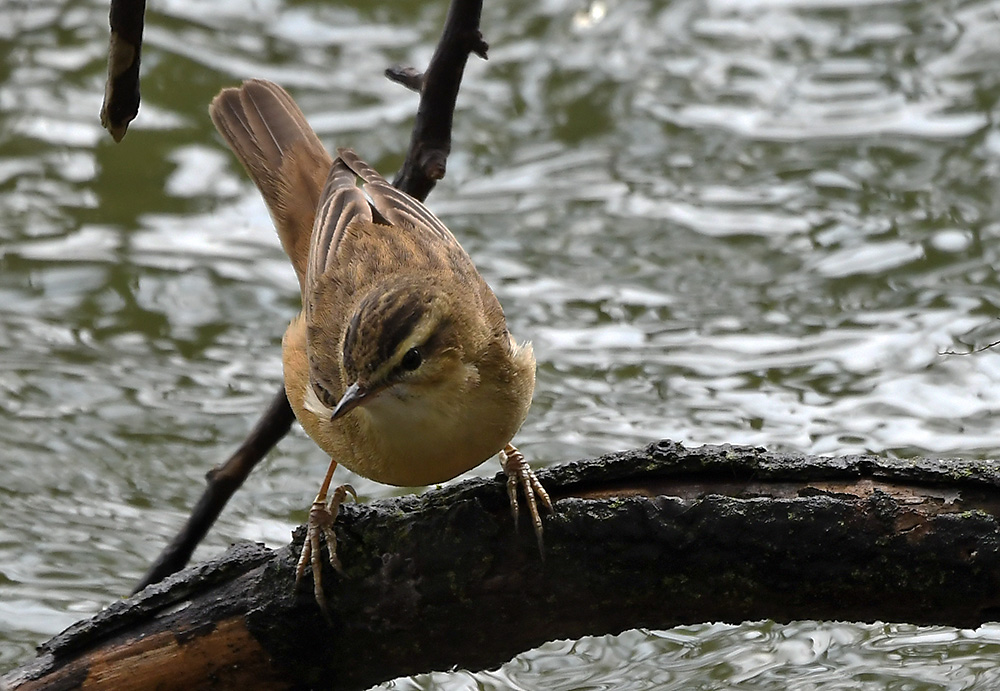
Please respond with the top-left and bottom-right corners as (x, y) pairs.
(4, 0), (1000, 686)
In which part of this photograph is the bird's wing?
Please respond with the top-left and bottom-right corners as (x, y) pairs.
(336, 148), (460, 247)
(305, 150), (471, 299)
(304, 159), (373, 301)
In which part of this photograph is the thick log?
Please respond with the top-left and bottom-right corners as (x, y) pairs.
(6, 439), (1000, 690)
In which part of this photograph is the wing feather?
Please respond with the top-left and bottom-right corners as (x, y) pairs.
(304, 160), (372, 303)
(336, 148), (459, 246)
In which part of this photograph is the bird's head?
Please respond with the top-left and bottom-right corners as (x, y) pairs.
(308, 275), (490, 422)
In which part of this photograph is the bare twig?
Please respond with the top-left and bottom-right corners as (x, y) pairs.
(940, 339), (1000, 356)
(100, 0), (146, 141)
(391, 0), (488, 201)
(385, 65), (425, 93)
(133, 386), (295, 593)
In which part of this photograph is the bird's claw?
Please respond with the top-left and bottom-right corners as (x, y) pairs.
(499, 443), (553, 556)
(294, 483), (357, 619)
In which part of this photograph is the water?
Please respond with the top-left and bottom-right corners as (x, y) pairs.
(3, 0), (1000, 686)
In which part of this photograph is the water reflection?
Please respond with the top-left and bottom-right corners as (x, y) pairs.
(4, 0), (1000, 685)
(385, 623), (1000, 690)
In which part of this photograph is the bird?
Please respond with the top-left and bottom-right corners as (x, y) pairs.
(208, 79), (552, 614)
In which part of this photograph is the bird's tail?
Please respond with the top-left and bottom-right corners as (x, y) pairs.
(210, 79), (332, 288)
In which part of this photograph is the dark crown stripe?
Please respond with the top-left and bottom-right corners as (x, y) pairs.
(342, 290), (429, 376)
(378, 295), (427, 365)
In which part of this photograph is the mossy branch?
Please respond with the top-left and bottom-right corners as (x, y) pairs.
(7, 440), (1000, 690)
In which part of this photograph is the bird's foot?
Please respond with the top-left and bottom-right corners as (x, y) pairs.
(499, 443), (553, 556)
(294, 482), (357, 619)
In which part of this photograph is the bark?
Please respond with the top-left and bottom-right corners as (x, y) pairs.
(6, 440), (1000, 691)
(390, 0), (488, 198)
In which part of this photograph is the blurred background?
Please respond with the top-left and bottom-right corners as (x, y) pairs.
(5, 0), (1000, 687)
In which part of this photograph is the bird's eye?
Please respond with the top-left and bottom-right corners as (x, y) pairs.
(400, 347), (422, 371)
(313, 381), (336, 407)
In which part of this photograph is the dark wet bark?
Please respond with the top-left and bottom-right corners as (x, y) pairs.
(8, 440), (1000, 690)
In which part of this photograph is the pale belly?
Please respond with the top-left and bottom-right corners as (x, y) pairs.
(350, 384), (517, 485)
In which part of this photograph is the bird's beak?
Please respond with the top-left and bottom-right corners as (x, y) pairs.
(330, 382), (369, 421)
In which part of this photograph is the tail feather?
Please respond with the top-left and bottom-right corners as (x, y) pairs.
(209, 79), (332, 289)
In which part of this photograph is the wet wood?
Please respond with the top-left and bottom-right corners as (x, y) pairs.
(6, 440), (1000, 690)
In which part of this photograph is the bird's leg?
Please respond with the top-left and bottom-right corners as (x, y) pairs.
(499, 443), (553, 556)
(294, 457), (356, 618)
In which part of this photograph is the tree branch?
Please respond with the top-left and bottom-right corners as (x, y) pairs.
(100, 0), (146, 142)
(8, 440), (1000, 690)
(390, 0), (488, 200)
(131, 386), (295, 593)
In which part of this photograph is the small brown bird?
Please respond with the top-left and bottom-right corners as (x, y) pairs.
(208, 79), (551, 612)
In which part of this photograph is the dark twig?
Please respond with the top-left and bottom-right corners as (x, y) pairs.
(100, 0), (146, 142)
(941, 339), (1000, 356)
(391, 0), (488, 201)
(132, 386), (294, 593)
(385, 65), (425, 93)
